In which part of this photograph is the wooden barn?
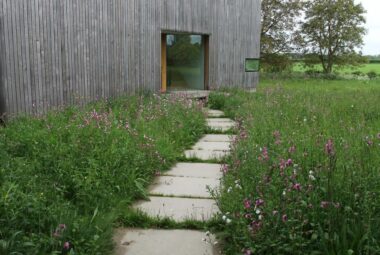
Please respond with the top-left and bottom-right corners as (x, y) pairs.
(0, 0), (261, 117)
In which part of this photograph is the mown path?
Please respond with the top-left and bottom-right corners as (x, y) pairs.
(114, 109), (236, 255)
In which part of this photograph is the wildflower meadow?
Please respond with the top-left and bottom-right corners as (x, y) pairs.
(211, 78), (380, 254)
(0, 94), (205, 254)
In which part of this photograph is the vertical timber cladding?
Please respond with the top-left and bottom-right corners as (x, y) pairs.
(0, 0), (261, 115)
(0, 1), (6, 120)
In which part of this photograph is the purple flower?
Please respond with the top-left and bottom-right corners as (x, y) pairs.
(244, 199), (252, 209)
(273, 130), (281, 138)
(288, 145), (296, 153)
(63, 241), (70, 250)
(262, 147), (269, 161)
(292, 183), (301, 191)
(221, 164), (229, 174)
(325, 139), (335, 156)
(59, 224), (66, 230)
(367, 140), (373, 146)
(282, 214), (288, 223)
(255, 199), (264, 207)
(286, 158), (293, 166)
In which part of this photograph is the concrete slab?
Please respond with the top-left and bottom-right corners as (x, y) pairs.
(207, 118), (235, 123)
(192, 141), (231, 151)
(133, 196), (219, 222)
(114, 229), (219, 255)
(206, 109), (225, 117)
(199, 134), (236, 143)
(149, 176), (219, 198)
(163, 163), (223, 179)
(207, 119), (236, 131)
(168, 90), (210, 99)
(185, 150), (229, 161)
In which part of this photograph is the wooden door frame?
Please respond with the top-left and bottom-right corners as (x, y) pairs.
(161, 32), (209, 93)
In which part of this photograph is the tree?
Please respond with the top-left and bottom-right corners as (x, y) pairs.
(301, 0), (366, 73)
(260, 0), (303, 71)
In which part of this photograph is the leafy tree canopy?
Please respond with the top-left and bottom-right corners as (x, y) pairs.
(301, 0), (366, 73)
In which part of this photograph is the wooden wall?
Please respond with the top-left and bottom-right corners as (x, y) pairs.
(0, 0), (261, 115)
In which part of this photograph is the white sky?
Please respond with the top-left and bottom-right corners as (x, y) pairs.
(356, 0), (380, 55)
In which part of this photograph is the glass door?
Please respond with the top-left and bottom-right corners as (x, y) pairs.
(164, 34), (205, 91)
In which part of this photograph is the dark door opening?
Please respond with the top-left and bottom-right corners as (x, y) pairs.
(161, 33), (209, 92)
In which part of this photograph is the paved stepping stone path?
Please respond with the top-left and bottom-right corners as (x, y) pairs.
(114, 109), (236, 255)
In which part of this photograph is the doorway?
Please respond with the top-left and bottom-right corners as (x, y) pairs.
(161, 33), (209, 92)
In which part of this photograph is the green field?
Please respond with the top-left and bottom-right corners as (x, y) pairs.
(293, 62), (380, 74)
(210, 78), (380, 254)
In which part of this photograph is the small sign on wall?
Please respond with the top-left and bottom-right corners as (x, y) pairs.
(245, 58), (260, 72)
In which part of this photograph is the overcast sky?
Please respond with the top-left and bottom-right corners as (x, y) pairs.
(356, 0), (379, 55)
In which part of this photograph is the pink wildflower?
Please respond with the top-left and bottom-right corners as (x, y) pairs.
(288, 145), (296, 153)
(293, 183), (301, 191)
(244, 249), (253, 255)
(244, 199), (252, 209)
(273, 130), (282, 145)
(59, 224), (66, 230)
(367, 140), (373, 146)
(279, 159), (286, 170)
(221, 164), (229, 174)
(282, 214), (288, 223)
(286, 158), (293, 166)
(273, 130), (281, 138)
(255, 199), (264, 207)
(63, 242), (70, 250)
(325, 139), (335, 156)
(320, 201), (330, 209)
(262, 147), (269, 161)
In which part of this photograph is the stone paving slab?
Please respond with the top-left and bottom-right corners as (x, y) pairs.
(163, 163), (223, 179)
(149, 176), (219, 198)
(207, 118), (235, 123)
(133, 196), (219, 222)
(114, 229), (219, 255)
(192, 141), (231, 151)
(199, 134), (236, 143)
(206, 109), (225, 117)
(207, 119), (236, 131)
(185, 149), (229, 161)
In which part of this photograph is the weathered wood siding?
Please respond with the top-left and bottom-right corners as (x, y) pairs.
(0, 0), (261, 115)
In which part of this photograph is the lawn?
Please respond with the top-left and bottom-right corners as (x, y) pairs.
(293, 63), (380, 75)
(0, 94), (206, 254)
(210, 78), (380, 254)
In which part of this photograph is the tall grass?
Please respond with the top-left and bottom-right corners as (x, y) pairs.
(0, 94), (205, 254)
(210, 79), (380, 254)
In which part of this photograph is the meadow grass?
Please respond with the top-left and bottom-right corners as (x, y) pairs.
(293, 63), (380, 75)
(210, 78), (380, 254)
(0, 94), (206, 254)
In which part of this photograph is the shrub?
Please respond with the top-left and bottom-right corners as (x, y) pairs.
(367, 71), (377, 79)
